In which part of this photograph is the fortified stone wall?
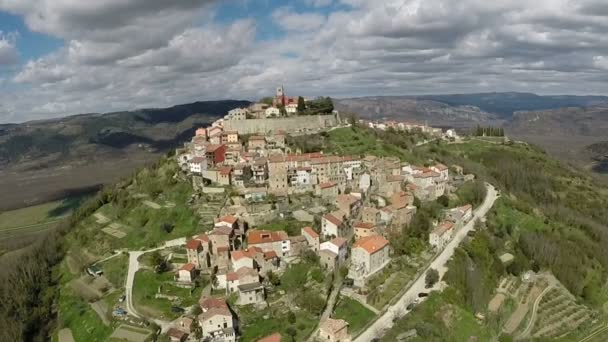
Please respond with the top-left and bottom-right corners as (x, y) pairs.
(223, 114), (340, 134)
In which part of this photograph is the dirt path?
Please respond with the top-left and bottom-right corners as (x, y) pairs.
(58, 328), (75, 342)
(517, 286), (554, 338)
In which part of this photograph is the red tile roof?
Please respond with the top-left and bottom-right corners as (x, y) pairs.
(319, 181), (337, 189)
(354, 222), (375, 230)
(226, 272), (239, 281)
(330, 237), (347, 248)
(258, 333), (282, 342)
(323, 213), (342, 226)
(199, 297), (228, 310)
(302, 226), (319, 239)
(186, 239), (202, 250)
(247, 230), (288, 245)
(180, 263), (196, 272)
(263, 250), (278, 259)
(206, 144), (225, 153)
(353, 235), (389, 255)
(218, 166), (232, 176)
(196, 233), (210, 242)
(191, 157), (206, 164)
(167, 328), (187, 340)
(217, 215), (238, 224)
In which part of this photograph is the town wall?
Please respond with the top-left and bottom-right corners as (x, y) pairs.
(223, 114), (340, 135)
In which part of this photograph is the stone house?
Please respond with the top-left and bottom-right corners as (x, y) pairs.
(186, 234), (210, 270)
(319, 249), (338, 271)
(226, 266), (260, 294)
(318, 318), (351, 342)
(301, 227), (320, 252)
(336, 194), (362, 218)
(189, 156), (207, 174)
(205, 144), (227, 167)
(379, 175), (403, 197)
(429, 221), (454, 250)
(320, 237), (348, 264)
(318, 181), (339, 200)
(222, 131), (239, 144)
(321, 212), (349, 238)
(248, 136), (267, 152)
(247, 230), (291, 257)
(237, 282), (265, 305)
(361, 207), (381, 225)
(349, 236), (390, 286)
(289, 235), (308, 257)
(353, 222), (377, 240)
(175, 263), (196, 283)
(198, 299), (237, 342)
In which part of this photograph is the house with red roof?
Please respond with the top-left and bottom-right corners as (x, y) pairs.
(321, 211), (350, 238)
(247, 229), (291, 257)
(301, 227), (320, 252)
(349, 236), (390, 286)
(186, 234), (210, 270)
(354, 221), (377, 240)
(198, 298), (238, 342)
(215, 215), (239, 231)
(175, 263), (196, 283)
(317, 181), (338, 200)
(319, 237), (348, 271)
(429, 221), (454, 250)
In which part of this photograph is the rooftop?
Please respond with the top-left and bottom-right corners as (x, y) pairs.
(248, 230), (288, 245)
(320, 318), (349, 335)
(353, 235), (389, 255)
(302, 226), (319, 239)
(323, 213), (343, 226)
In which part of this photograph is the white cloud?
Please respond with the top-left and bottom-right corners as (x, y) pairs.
(0, 31), (18, 65)
(4, 0), (608, 122)
(273, 8), (326, 32)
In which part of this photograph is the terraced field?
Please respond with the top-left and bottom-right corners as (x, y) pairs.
(530, 287), (593, 339)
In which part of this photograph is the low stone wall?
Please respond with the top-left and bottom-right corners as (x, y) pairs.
(223, 114), (340, 134)
(202, 187), (225, 194)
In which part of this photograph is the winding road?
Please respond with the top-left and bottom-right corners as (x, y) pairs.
(124, 237), (186, 332)
(354, 183), (499, 341)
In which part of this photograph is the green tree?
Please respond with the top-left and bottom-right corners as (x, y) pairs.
(285, 326), (297, 342)
(425, 268), (440, 288)
(287, 310), (296, 324)
(297, 96), (306, 112)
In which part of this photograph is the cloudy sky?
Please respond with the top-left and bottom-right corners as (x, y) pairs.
(1, 0), (608, 123)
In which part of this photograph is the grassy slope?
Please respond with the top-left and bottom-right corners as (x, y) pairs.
(382, 139), (608, 340)
(332, 296), (376, 334)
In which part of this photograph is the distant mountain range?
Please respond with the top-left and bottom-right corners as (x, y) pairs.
(0, 100), (249, 210)
(334, 92), (608, 126)
(2, 91), (608, 210)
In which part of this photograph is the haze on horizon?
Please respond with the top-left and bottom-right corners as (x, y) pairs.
(1, 0), (608, 123)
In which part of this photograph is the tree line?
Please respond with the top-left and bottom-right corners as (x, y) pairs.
(473, 125), (505, 137)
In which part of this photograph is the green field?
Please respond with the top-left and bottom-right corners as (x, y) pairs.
(132, 269), (203, 320)
(0, 198), (79, 238)
(332, 296), (376, 334)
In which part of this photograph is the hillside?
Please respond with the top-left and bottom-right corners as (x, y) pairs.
(334, 92), (608, 128)
(506, 105), (608, 174)
(382, 139), (608, 341)
(0, 100), (249, 210)
(4, 126), (608, 341)
(334, 97), (502, 128)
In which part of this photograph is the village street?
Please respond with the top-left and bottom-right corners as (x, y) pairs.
(354, 183), (499, 341)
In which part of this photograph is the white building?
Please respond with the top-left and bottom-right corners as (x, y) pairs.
(265, 107), (280, 118)
(225, 108), (248, 121)
(320, 237), (348, 263)
(429, 221), (454, 250)
(349, 235), (390, 286)
(286, 103), (298, 114)
(189, 156), (207, 174)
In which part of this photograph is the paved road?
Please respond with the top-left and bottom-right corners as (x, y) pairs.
(124, 237), (186, 331)
(354, 183), (498, 341)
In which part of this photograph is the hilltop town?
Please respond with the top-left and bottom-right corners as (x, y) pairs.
(48, 88), (493, 342)
(134, 87), (477, 341)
